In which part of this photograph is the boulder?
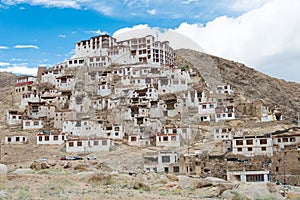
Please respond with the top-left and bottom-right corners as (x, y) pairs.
(63, 162), (72, 169)
(166, 173), (178, 181)
(178, 175), (201, 189)
(133, 181), (150, 191)
(235, 182), (282, 199)
(0, 164), (8, 175)
(197, 186), (222, 198)
(40, 162), (50, 169)
(221, 190), (237, 200)
(30, 162), (41, 170)
(11, 168), (34, 175)
(74, 164), (89, 171)
(88, 173), (112, 185)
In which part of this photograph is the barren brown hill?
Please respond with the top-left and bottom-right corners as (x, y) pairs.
(0, 72), (16, 123)
(176, 49), (300, 124)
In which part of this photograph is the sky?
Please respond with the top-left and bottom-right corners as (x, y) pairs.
(0, 0), (299, 82)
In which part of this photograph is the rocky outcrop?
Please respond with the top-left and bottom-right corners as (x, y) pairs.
(0, 164), (8, 175)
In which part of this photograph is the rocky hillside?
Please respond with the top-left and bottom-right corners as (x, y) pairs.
(0, 72), (16, 123)
(176, 49), (300, 124)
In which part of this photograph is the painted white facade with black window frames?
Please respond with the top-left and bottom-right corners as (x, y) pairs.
(6, 110), (23, 126)
(66, 138), (114, 153)
(23, 119), (43, 130)
(37, 132), (66, 145)
(232, 136), (273, 157)
(5, 135), (27, 144)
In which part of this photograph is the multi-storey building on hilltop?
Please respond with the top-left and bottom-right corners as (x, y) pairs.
(73, 34), (175, 66)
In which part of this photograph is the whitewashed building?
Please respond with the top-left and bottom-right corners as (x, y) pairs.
(144, 151), (178, 173)
(227, 170), (270, 182)
(62, 119), (104, 137)
(37, 132), (66, 145)
(5, 135), (27, 144)
(66, 138), (114, 153)
(156, 133), (180, 147)
(23, 119), (43, 130)
(6, 110), (23, 126)
(104, 124), (125, 140)
(232, 136), (273, 156)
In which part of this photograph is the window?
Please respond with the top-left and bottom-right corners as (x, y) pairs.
(209, 104), (214, 108)
(7, 137), (11, 142)
(77, 141), (82, 146)
(260, 139), (267, 144)
(202, 105), (207, 109)
(25, 122), (30, 126)
(277, 138), (281, 142)
(131, 136), (137, 142)
(94, 140), (98, 146)
(16, 137), (20, 142)
(247, 147), (253, 151)
(114, 126), (120, 131)
(163, 136), (168, 141)
(115, 132), (119, 136)
(283, 138), (288, 142)
(236, 140), (243, 146)
(45, 136), (49, 141)
(246, 140), (253, 145)
(102, 140), (107, 145)
(173, 166), (180, 173)
(39, 136), (43, 141)
(290, 137), (296, 142)
(162, 156), (170, 163)
(171, 136), (176, 141)
(237, 148), (242, 152)
(33, 121), (39, 126)
(261, 147), (266, 151)
(54, 136), (58, 141)
(69, 142), (74, 147)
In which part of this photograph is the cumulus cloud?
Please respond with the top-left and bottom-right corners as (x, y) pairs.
(14, 45), (39, 49)
(174, 0), (300, 82)
(0, 65), (38, 75)
(0, 46), (9, 49)
(58, 34), (66, 38)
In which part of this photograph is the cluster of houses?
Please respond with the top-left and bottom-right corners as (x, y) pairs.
(4, 34), (297, 184)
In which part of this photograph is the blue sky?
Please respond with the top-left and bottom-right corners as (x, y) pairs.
(0, 0), (299, 82)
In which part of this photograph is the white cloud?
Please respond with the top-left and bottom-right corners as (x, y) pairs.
(0, 46), (8, 49)
(113, 24), (150, 38)
(113, 25), (203, 52)
(228, 0), (273, 12)
(174, 0), (300, 82)
(0, 66), (38, 75)
(19, 6), (25, 10)
(147, 9), (156, 15)
(0, 62), (10, 66)
(14, 45), (39, 49)
(58, 34), (66, 38)
(182, 0), (197, 5)
(85, 29), (107, 35)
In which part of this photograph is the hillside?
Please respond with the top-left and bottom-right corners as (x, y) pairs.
(176, 49), (300, 124)
(0, 72), (16, 123)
